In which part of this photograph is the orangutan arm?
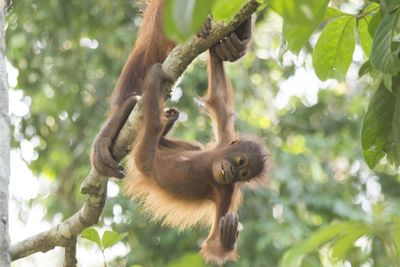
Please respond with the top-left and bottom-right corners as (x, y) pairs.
(92, 95), (139, 178)
(134, 64), (170, 176)
(205, 49), (237, 144)
(201, 185), (240, 264)
(206, 49), (237, 144)
(205, 19), (252, 144)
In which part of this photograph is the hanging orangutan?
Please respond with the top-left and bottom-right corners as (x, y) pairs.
(124, 35), (266, 266)
(91, 0), (263, 265)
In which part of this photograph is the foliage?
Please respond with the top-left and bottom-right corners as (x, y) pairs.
(81, 228), (127, 250)
(280, 211), (400, 267)
(164, 0), (214, 41)
(81, 228), (127, 266)
(164, 0), (247, 41)
(7, 0), (400, 266)
(266, 0), (400, 170)
(267, 0), (330, 53)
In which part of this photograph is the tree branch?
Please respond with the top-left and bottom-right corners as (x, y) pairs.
(10, 0), (259, 261)
(64, 236), (77, 267)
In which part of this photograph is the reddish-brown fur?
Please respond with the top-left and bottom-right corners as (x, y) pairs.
(91, 0), (263, 264)
(110, 0), (174, 109)
(91, 0), (175, 179)
(125, 46), (267, 265)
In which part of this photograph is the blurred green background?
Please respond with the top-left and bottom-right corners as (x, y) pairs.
(7, 0), (400, 266)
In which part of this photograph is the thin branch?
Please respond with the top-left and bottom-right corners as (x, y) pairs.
(10, 0), (259, 261)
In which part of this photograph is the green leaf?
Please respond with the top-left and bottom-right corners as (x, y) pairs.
(282, 22), (315, 53)
(358, 17), (373, 56)
(324, 7), (347, 20)
(360, 0), (381, 45)
(361, 81), (400, 168)
(81, 228), (102, 247)
(256, 0), (268, 11)
(313, 16), (356, 81)
(384, 0), (400, 12)
(212, 0), (246, 21)
(359, 60), (372, 77)
(331, 227), (368, 261)
(393, 222), (400, 256)
(383, 74), (393, 92)
(279, 222), (358, 267)
(363, 1), (380, 14)
(164, 0), (213, 42)
(370, 11), (400, 74)
(268, 0), (329, 24)
(101, 230), (127, 249)
(389, 82), (400, 164)
(268, 0), (329, 53)
(368, 10), (382, 37)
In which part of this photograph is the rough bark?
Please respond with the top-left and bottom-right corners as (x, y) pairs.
(0, 0), (11, 266)
(64, 236), (77, 267)
(10, 0), (259, 263)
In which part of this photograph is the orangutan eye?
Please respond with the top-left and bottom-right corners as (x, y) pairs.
(238, 157), (245, 166)
(240, 169), (249, 178)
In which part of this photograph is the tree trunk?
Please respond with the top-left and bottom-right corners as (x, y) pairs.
(0, 1), (11, 266)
